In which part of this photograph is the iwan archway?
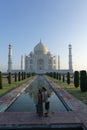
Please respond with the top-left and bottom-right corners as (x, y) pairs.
(37, 59), (44, 73)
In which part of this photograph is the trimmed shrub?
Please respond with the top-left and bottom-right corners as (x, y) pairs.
(74, 71), (79, 88)
(0, 71), (2, 89)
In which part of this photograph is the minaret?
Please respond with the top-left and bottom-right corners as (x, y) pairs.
(21, 55), (23, 71)
(58, 55), (60, 70)
(69, 44), (73, 73)
(8, 44), (12, 73)
(40, 38), (42, 44)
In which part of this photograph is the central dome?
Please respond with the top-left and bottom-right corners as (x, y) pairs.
(34, 40), (48, 54)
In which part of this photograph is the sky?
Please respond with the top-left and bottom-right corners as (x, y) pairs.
(0, 0), (87, 72)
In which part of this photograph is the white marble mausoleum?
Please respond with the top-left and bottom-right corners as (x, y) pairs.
(25, 40), (58, 74)
(7, 40), (73, 74)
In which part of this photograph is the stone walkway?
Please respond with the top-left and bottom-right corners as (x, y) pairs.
(0, 76), (87, 129)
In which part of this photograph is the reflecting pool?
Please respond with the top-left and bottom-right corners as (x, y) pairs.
(6, 75), (67, 112)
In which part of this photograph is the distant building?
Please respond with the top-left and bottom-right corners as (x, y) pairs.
(7, 40), (73, 74)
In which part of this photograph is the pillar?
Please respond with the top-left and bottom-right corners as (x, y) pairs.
(8, 44), (12, 73)
(69, 44), (73, 73)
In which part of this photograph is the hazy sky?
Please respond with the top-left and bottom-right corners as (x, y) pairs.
(0, 0), (87, 72)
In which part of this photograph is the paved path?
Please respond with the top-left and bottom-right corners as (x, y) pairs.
(0, 76), (87, 129)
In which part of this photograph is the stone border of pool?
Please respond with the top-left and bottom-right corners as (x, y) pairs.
(0, 76), (87, 129)
(0, 78), (36, 112)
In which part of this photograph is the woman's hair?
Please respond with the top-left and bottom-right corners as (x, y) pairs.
(38, 89), (42, 93)
(42, 86), (46, 91)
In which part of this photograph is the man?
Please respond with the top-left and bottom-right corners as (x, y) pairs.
(37, 89), (43, 116)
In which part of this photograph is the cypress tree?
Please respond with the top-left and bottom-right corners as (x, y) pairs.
(28, 73), (30, 78)
(74, 71), (79, 88)
(0, 71), (2, 89)
(24, 72), (26, 79)
(57, 73), (59, 80)
(53, 72), (56, 78)
(8, 72), (11, 84)
(56, 72), (58, 80)
(18, 72), (21, 81)
(67, 72), (70, 85)
(55, 72), (57, 79)
(59, 74), (61, 81)
(26, 73), (28, 78)
(22, 72), (24, 80)
(52, 72), (54, 78)
(14, 72), (17, 82)
(50, 72), (52, 77)
(63, 74), (65, 82)
(80, 70), (87, 92)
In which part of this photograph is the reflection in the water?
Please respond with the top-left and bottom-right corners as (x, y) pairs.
(25, 75), (53, 105)
(6, 75), (67, 112)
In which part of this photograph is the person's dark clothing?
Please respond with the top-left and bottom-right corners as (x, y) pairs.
(37, 89), (43, 116)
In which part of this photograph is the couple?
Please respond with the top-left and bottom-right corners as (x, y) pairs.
(37, 86), (50, 117)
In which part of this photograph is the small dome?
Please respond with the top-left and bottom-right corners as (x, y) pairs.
(47, 51), (51, 56)
(34, 40), (48, 54)
(29, 51), (34, 57)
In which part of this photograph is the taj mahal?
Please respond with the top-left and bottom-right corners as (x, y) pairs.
(7, 40), (73, 74)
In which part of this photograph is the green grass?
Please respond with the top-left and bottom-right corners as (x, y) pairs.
(47, 76), (87, 105)
(0, 78), (31, 97)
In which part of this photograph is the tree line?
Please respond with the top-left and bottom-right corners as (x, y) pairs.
(0, 71), (35, 89)
(0, 70), (87, 92)
(46, 70), (87, 92)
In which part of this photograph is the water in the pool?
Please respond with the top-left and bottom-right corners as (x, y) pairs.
(6, 75), (67, 112)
